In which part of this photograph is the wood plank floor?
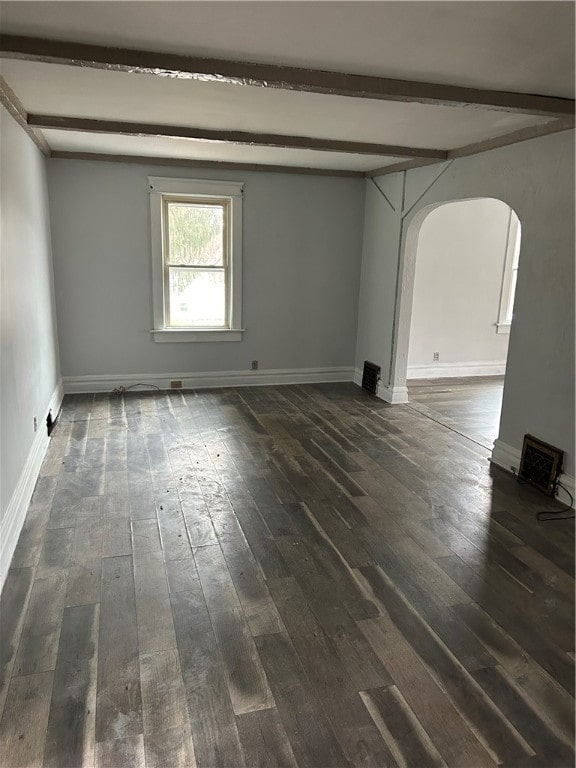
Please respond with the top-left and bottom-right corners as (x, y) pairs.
(0, 383), (573, 768)
(407, 377), (504, 447)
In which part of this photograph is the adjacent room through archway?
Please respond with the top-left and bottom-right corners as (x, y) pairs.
(405, 198), (521, 447)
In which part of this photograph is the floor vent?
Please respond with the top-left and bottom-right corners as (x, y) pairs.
(362, 361), (381, 395)
(46, 408), (59, 437)
(519, 434), (563, 496)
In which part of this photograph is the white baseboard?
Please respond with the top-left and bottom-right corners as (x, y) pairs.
(560, 474), (576, 498)
(352, 368), (408, 404)
(377, 383), (409, 404)
(0, 379), (63, 592)
(407, 361), (507, 379)
(491, 438), (575, 506)
(490, 439), (521, 474)
(63, 367), (355, 394)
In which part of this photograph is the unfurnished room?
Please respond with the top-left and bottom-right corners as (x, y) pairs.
(0, 2), (574, 767)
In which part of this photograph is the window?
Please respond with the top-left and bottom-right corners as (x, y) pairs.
(496, 209), (521, 334)
(149, 177), (244, 341)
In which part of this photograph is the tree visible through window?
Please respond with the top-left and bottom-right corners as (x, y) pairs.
(165, 200), (228, 328)
(149, 177), (244, 342)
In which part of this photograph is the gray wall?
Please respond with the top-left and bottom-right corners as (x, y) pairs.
(355, 174), (403, 381)
(356, 130), (575, 476)
(408, 198), (511, 371)
(0, 106), (61, 520)
(47, 161), (365, 378)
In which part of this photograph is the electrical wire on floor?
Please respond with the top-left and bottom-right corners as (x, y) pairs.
(111, 383), (161, 395)
(511, 469), (575, 522)
(536, 482), (575, 522)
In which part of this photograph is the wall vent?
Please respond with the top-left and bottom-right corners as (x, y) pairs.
(362, 361), (381, 395)
(519, 434), (564, 496)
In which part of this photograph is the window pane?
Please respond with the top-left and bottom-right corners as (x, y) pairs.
(167, 203), (224, 266)
(168, 268), (226, 327)
(506, 268), (518, 323)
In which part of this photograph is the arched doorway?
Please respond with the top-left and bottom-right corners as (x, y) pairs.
(392, 197), (521, 447)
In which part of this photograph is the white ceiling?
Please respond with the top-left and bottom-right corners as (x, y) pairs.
(1, 60), (553, 150)
(2, 2), (574, 95)
(0, 1), (573, 173)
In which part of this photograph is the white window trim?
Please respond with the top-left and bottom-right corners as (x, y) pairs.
(496, 209), (521, 336)
(149, 176), (244, 342)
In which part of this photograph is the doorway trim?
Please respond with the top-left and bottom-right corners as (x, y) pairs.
(389, 196), (519, 400)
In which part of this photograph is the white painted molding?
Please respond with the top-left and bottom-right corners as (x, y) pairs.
(491, 438), (575, 507)
(352, 367), (408, 404)
(63, 367), (355, 394)
(149, 176), (243, 342)
(0, 379), (63, 592)
(151, 329), (244, 343)
(559, 473), (575, 499)
(490, 439), (521, 474)
(407, 361), (507, 379)
(377, 383), (409, 404)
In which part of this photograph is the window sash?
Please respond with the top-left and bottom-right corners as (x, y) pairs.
(149, 176), (243, 342)
(166, 266), (228, 328)
(505, 267), (518, 324)
(497, 210), (521, 333)
(162, 196), (231, 329)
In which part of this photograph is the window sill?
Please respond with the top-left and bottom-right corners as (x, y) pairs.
(496, 323), (511, 335)
(152, 329), (244, 343)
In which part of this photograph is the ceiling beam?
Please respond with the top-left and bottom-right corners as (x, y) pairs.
(0, 75), (50, 156)
(366, 158), (441, 178)
(50, 151), (366, 177)
(367, 116), (575, 177)
(3, 34), (574, 119)
(447, 116), (576, 159)
(28, 114), (447, 159)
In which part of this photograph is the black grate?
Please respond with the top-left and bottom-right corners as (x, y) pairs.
(362, 361), (381, 395)
(519, 434), (563, 496)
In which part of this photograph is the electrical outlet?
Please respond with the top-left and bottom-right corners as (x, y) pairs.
(251, 360), (259, 370)
(433, 352), (440, 362)
(33, 416), (38, 432)
(170, 380), (183, 389)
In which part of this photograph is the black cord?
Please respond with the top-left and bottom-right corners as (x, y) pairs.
(511, 467), (574, 522)
(111, 383), (161, 395)
(536, 481), (575, 522)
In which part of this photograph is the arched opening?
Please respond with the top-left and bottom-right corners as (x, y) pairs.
(394, 197), (521, 448)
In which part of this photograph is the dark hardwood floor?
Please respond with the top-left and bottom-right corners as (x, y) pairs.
(407, 376), (505, 447)
(0, 383), (573, 768)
